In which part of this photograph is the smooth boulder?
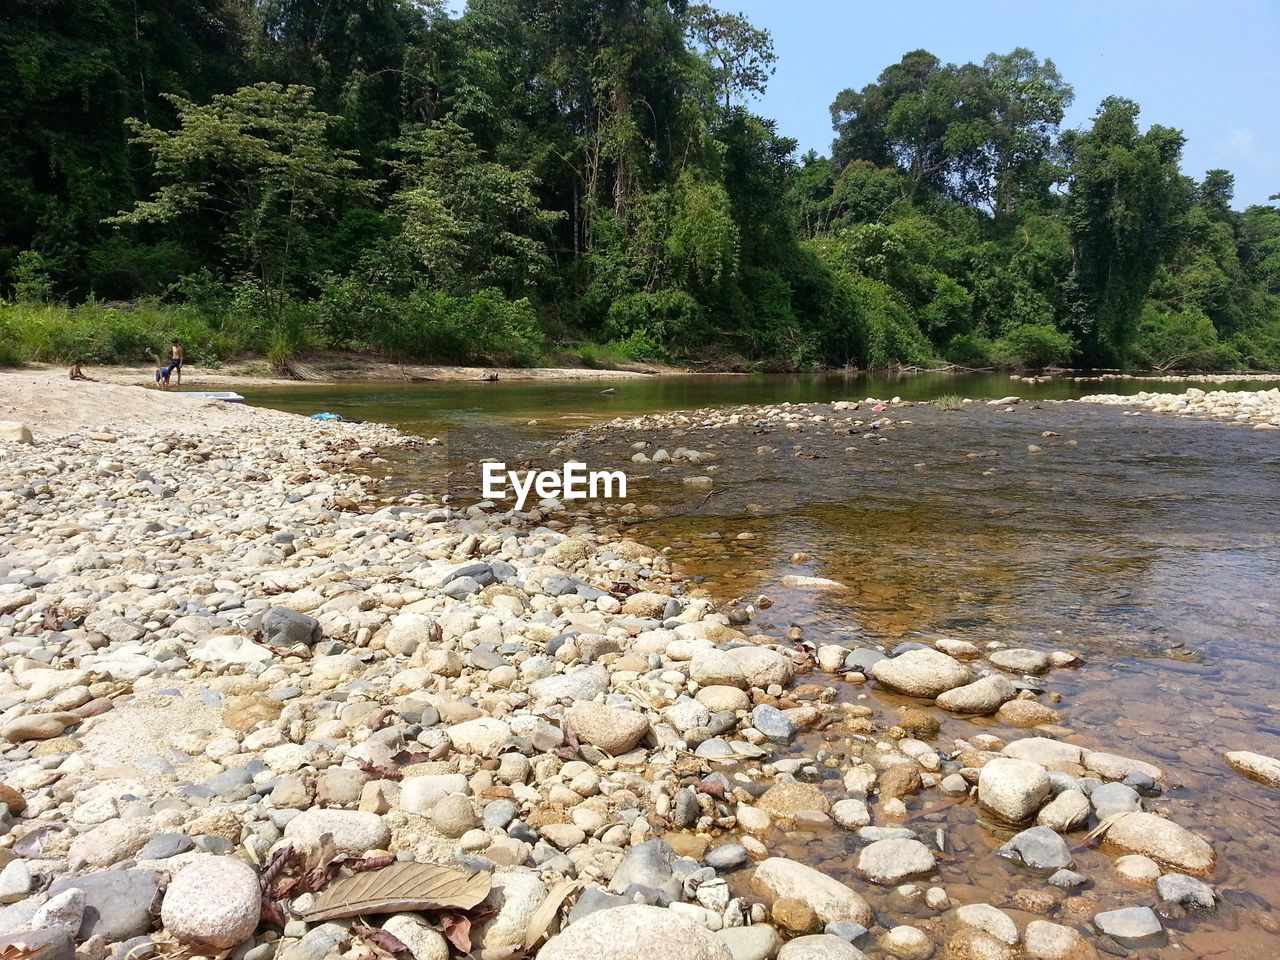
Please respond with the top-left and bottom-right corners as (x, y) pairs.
(538, 904), (732, 960)
(1101, 812), (1215, 875)
(870, 650), (971, 699)
(978, 758), (1051, 823)
(750, 857), (873, 927)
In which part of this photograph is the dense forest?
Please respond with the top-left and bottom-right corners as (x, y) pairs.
(2, 0), (1279, 371)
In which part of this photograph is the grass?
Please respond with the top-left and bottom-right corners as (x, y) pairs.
(934, 393), (966, 411)
(0, 299), (249, 367)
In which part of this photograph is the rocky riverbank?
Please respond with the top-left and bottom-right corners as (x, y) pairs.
(1079, 386), (1280, 427)
(0, 391), (1269, 960)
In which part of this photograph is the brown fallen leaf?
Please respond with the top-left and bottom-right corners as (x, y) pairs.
(353, 924), (410, 956)
(299, 861), (492, 922)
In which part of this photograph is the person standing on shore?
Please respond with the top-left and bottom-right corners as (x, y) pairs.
(170, 340), (184, 384)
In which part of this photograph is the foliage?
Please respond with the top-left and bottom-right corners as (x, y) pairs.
(991, 322), (1076, 368)
(13, 251), (54, 303)
(1, 5), (1277, 371)
(109, 83), (375, 319)
(1130, 306), (1235, 371)
(934, 394), (965, 411)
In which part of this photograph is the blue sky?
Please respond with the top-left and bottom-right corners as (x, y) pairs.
(731, 0), (1280, 208)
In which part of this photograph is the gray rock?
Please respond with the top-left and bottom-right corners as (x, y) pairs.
(442, 576), (482, 599)
(262, 607), (322, 646)
(856, 839), (936, 884)
(1047, 869), (1088, 889)
(1090, 782), (1142, 819)
(1156, 873), (1215, 910)
(50, 869), (161, 941)
(483, 799), (519, 830)
(777, 934), (866, 960)
(999, 826), (1074, 871)
(988, 648), (1050, 674)
(529, 667), (608, 702)
(694, 737), (735, 760)
(277, 923), (351, 960)
(1093, 906), (1162, 940)
(751, 705), (795, 744)
(567, 888), (630, 924)
(608, 840), (678, 897)
(674, 788), (699, 829)
(540, 904), (733, 960)
(137, 833), (194, 860)
(706, 844), (748, 872)
(716, 925), (781, 960)
(843, 649), (886, 673)
(823, 922), (868, 943)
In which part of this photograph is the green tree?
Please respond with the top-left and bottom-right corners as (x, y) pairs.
(961, 50), (1073, 217)
(111, 83), (374, 319)
(686, 4), (777, 111)
(391, 120), (561, 294)
(1063, 97), (1189, 365)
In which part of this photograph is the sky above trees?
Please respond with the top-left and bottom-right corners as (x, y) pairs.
(730, 0), (1280, 208)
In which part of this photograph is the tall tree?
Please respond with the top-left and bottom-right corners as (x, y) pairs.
(686, 4), (776, 111)
(111, 83), (374, 318)
(1064, 97), (1189, 364)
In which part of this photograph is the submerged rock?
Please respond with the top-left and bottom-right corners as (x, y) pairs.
(1224, 750), (1280, 788)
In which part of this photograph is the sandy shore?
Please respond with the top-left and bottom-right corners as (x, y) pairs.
(0, 369), (310, 437)
(18, 354), (674, 390)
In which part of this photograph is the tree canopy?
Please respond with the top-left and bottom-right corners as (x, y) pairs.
(3, 0), (1278, 370)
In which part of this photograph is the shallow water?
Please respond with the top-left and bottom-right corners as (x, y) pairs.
(567, 402), (1280, 958)
(235, 370), (1280, 436)
(245, 376), (1280, 957)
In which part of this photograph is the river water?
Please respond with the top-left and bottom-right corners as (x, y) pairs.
(242, 374), (1280, 959)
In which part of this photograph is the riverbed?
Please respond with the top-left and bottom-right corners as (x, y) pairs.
(243, 375), (1280, 958)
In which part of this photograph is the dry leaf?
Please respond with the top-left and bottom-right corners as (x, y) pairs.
(353, 924), (410, 956)
(1080, 811), (1135, 847)
(522, 879), (581, 951)
(436, 912), (476, 953)
(300, 861), (492, 922)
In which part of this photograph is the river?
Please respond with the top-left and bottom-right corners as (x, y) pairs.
(243, 373), (1280, 958)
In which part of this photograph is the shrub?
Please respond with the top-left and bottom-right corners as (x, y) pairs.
(1131, 306), (1236, 371)
(944, 333), (994, 367)
(934, 394), (965, 411)
(991, 323), (1076, 368)
(604, 290), (706, 357)
(840, 275), (935, 369)
(373, 289), (543, 365)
